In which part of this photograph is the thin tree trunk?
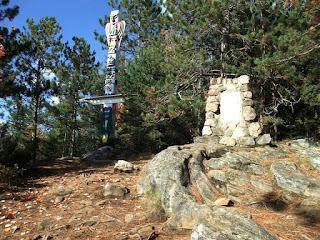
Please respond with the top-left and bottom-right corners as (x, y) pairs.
(71, 93), (78, 157)
(71, 106), (77, 157)
(221, 28), (229, 78)
(32, 93), (39, 165)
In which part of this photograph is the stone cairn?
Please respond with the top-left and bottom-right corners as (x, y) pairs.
(202, 75), (271, 147)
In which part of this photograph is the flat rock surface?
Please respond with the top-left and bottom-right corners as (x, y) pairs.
(271, 161), (320, 198)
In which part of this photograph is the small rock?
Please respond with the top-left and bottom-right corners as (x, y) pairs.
(80, 200), (93, 206)
(129, 234), (141, 240)
(103, 183), (130, 198)
(129, 225), (155, 236)
(38, 219), (52, 230)
(95, 200), (107, 206)
(248, 122), (262, 138)
(54, 196), (64, 204)
(243, 106), (256, 121)
(204, 118), (217, 127)
(70, 207), (94, 221)
(238, 75), (250, 84)
(125, 214), (135, 223)
(219, 137), (236, 146)
(237, 136), (255, 146)
(213, 198), (234, 206)
(206, 103), (219, 112)
(114, 160), (135, 173)
(49, 186), (74, 196)
(256, 134), (272, 145)
(202, 126), (212, 136)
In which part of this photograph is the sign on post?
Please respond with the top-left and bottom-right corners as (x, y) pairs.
(80, 10), (125, 147)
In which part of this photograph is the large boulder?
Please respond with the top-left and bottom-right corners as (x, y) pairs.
(137, 145), (276, 239)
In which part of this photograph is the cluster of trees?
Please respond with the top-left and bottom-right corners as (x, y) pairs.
(0, 0), (319, 171)
(0, 0), (102, 169)
(97, 0), (319, 151)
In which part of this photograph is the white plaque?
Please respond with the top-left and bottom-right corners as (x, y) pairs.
(220, 91), (243, 124)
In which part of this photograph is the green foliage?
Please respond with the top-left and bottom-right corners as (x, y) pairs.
(0, 163), (24, 189)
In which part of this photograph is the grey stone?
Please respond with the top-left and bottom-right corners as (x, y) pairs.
(191, 207), (276, 240)
(225, 128), (234, 137)
(219, 137), (236, 146)
(207, 170), (227, 182)
(271, 161), (320, 198)
(38, 219), (52, 230)
(70, 207), (94, 220)
(300, 198), (320, 207)
(249, 122), (262, 138)
(256, 134), (272, 145)
(211, 127), (224, 136)
(291, 139), (320, 149)
(114, 160), (134, 173)
(83, 146), (114, 160)
(49, 186), (74, 196)
(125, 214), (135, 223)
(205, 111), (215, 120)
(208, 89), (219, 96)
(54, 196), (64, 204)
(240, 84), (249, 91)
(227, 185), (245, 196)
(129, 234), (142, 240)
(202, 126), (212, 136)
(232, 125), (249, 138)
(194, 136), (220, 144)
(206, 152), (264, 175)
(129, 225), (155, 236)
(241, 91), (253, 99)
(102, 214), (123, 223)
(243, 99), (254, 106)
(257, 147), (287, 160)
(243, 106), (256, 121)
(206, 143), (228, 158)
(189, 152), (218, 204)
(137, 145), (275, 237)
(238, 75), (250, 84)
(207, 96), (219, 103)
(206, 103), (219, 112)
(311, 157), (320, 171)
(237, 137), (255, 146)
(228, 169), (250, 186)
(103, 183), (130, 198)
(250, 179), (273, 193)
(80, 200), (93, 206)
(95, 200), (107, 206)
(204, 118), (217, 127)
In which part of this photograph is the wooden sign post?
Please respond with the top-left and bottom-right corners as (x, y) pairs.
(81, 10), (125, 147)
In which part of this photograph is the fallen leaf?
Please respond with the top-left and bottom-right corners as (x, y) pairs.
(5, 211), (16, 219)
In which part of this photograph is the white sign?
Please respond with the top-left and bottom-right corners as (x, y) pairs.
(220, 91), (243, 124)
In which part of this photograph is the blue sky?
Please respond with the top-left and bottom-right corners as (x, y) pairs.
(4, 0), (114, 64)
(1, 0), (116, 122)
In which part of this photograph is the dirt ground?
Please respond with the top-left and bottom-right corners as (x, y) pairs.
(0, 153), (319, 240)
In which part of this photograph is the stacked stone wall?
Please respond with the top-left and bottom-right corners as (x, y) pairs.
(202, 75), (271, 146)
